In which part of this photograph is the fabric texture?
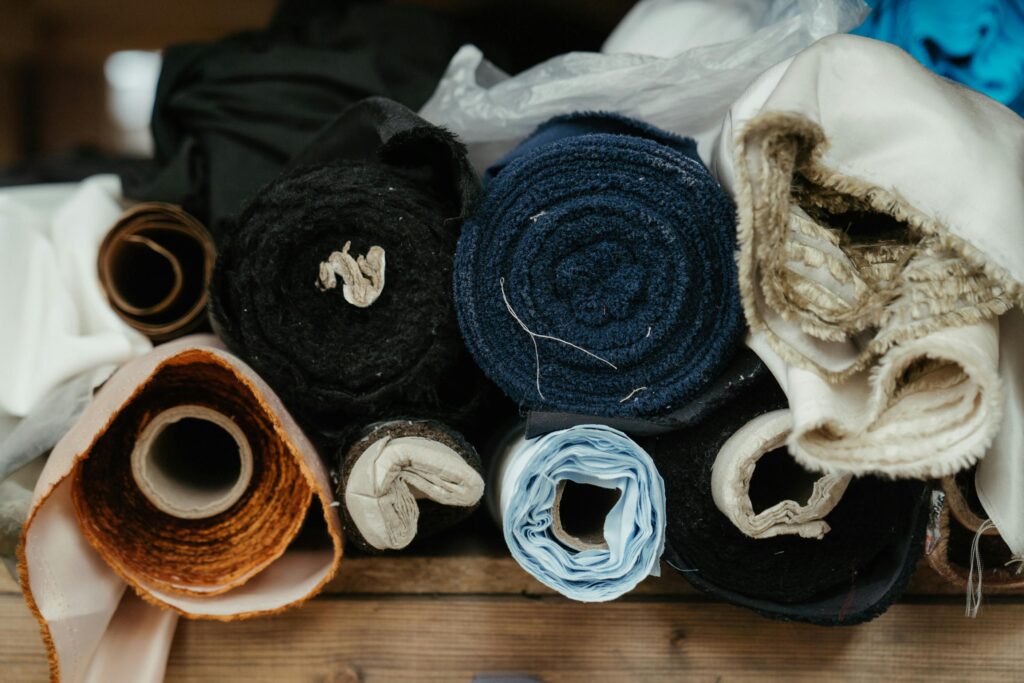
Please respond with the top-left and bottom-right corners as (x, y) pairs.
(121, 1), (468, 238)
(455, 113), (743, 419)
(0, 176), (152, 444)
(493, 424), (666, 602)
(18, 335), (343, 683)
(419, 0), (866, 171)
(210, 97), (492, 438)
(337, 419), (484, 552)
(852, 0), (1024, 114)
(712, 34), (1024, 479)
(641, 366), (928, 625)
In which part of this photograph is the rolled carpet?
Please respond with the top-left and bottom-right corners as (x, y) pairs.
(641, 366), (929, 624)
(18, 336), (342, 682)
(336, 419), (484, 552)
(98, 202), (215, 341)
(490, 423), (665, 602)
(210, 97), (492, 434)
(455, 113), (743, 419)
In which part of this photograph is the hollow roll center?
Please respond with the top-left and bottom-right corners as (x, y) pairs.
(748, 447), (819, 514)
(110, 235), (182, 312)
(131, 405), (253, 519)
(552, 480), (621, 551)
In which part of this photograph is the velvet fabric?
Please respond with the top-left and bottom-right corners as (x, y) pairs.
(455, 113), (743, 419)
(641, 367), (929, 625)
(210, 97), (491, 437)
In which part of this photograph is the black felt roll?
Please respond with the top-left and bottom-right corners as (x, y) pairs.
(209, 97), (492, 436)
(640, 365), (929, 625)
(335, 418), (484, 552)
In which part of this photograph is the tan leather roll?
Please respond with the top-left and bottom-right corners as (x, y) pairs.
(98, 203), (215, 341)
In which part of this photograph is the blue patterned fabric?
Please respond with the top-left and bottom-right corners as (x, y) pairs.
(499, 425), (665, 602)
(853, 0), (1024, 114)
(454, 113), (744, 418)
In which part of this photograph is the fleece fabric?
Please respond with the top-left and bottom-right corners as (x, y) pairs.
(455, 113), (743, 420)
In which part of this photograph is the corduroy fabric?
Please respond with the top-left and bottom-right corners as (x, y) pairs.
(209, 98), (491, 436)
(455, 113), (743, 419)
(640, 368), (929, 625)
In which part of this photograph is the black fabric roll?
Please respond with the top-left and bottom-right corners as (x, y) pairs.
(640, 367), (929, 625)
(334, 418), (484, 552)
(121, 1), (468, 238)
(209, 97), (493, 438)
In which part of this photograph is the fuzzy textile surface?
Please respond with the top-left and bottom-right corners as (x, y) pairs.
(455, 113), (743, 419)
(641, 368), (929, 625)
(336, 419), (484, 552)
(852, 0), (1024, 113)
(210, 97), (491, 437)
(495, 424), (666, 602)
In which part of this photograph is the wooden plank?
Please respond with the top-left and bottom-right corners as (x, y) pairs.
(2, 593), (1024, 682)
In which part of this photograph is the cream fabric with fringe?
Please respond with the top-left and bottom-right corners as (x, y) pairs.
(713, 34), (1023, 482)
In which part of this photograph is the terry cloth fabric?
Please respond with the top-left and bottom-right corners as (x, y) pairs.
(120, 1), (468, 238)
(712, 34), (1024, 479)
(641, 367), (929, 625)
(97, 203), (215, 341)
(455, 113), (743, 419)
(337, 419), (485, 552)
(0, 176), (152, 444)
(492, 424), (666, 602)
(419, 0), (866, 172)
(852, 0), (1024, 114)
(209, 97), (491, 436)
(18, 335), (343, 683)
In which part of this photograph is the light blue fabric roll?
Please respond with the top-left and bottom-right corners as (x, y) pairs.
(497, 424), (666, 602)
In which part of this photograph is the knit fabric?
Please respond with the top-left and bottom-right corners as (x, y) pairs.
(209, 98), (491, 435)
(455, 113), (743, 419)
(641, 368), (929, 625)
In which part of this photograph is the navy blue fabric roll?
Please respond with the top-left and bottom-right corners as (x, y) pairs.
(454, 113), (744, 418)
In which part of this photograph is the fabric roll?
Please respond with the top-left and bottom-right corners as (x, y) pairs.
(18, 335), (343, 683)
(712, 34), (1024, 479)
(852, 0), (1024, 114)
(419, 0), (865, 171)
(456, 113), (743, 420)
(642, 367), (929, 624)
(210, 97), (491, 435)
(710, 409), (851, 540)
(97, 202), (215, 341)
(492, 423), (665, 602)
(0, 176), (152, 444)
(121, 1), (469, 237)
(337, 419), (484, 552)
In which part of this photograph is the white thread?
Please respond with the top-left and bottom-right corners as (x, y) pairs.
(499, 277), (617, 400)
(1004, 556), (1024, 576)
(317, 241), (386, 307)
(619, 387), (648, 403)
(966, 519), (996, 618)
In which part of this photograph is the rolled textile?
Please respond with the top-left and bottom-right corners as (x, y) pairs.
(455, 113), (743, 419)
(121, 1), (470, 237)
(18, 336), (342, 683)
(0, 176), (151, 443)
(97, 202), (215, 341)
(419, 0), (865, 171)
(712, 34), (1024, 479)
(337, 419), (484, 552)
(210, 97), (492, 435)
(491, 423), (666, 602)
(852, 0), (1024, 114)
(642, 367), (929, 624)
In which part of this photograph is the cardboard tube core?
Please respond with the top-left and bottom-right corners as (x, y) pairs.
(552, 480), (621, 552)
(131, 405), (253, 519)
(108, 234), (184, 314)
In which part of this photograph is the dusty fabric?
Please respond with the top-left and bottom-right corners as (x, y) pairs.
(337, 419), (484, 552)
(18, 336), (342, 683)
(210, 97), (492, 437)
(713, 34), (1024, 479)
(455, 113), (743, 419)
(710, 409), (851, 540)
(641, 366), (928, 625)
